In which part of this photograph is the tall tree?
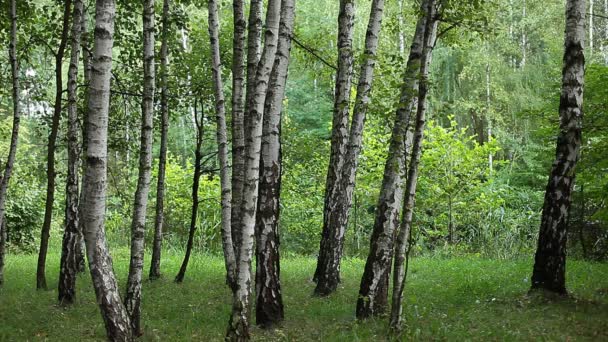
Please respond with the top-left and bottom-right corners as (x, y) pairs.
(313, 0), (356, 294)
(0, 0), (21, 287)
(314, 0), (385, 296)
(58, 0), (84, 305)
(356, 4), (429, 319)
(81, 0), (132, 339)
(232, 0), (263, 254)
(226, 0), (281, 339)
(209, 0), (237, 288)
(255, 0), (295, 328)
(531, 0), (586, 295)
(174, 99), (204, 283)
(38, 0), (73, 290)
(149, 0), (170, 280)
(390, 0), (439, 328)
(124, 0), (155, 335)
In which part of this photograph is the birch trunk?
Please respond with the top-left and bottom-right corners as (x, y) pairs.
(390, 0), (439, 328)
(356, 7), (427, 319)
(0, 0), (21, 287)
(255, 0), (295, 328)
(208, 0), (236, 289)
(226, 0), (281, 339)
(38, 0), (73, 290)
(124, 0), (155, 334)
(313, 0), (356, 293)
(149, 0), (170, 280)
(58, 0), (83, 305)
(232, 0), (263, 254)
(531, 0), (586, 295)
(315, 0), (385, 297)
(175, 100), (204, 283)
(81, 0), (132, 339)
(76, 1), (92, 274)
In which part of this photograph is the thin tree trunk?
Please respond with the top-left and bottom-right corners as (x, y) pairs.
(314, 0), (385, 297)
(531, 0), (586, 295)
(149, 0), (170, 281)
(124, 0), (155, 335)
(390, 1), (438, 328)
(232, 0), (263, 256)
(58, 0), (83, 305)
(313, 0), (356, 293)
(38, 0), (73, 290)
(0, 0), (21, 287)
(356, 6), (428, 319)
(175, 100), (204, 283)
(76, 0), (92, 274)
(207, 0), (237, 289)
(226, 0), (281, 339)
(81, 0), (132, 339)
(255, 0), (295, 328)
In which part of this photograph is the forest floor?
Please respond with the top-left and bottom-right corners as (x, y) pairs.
(0, 249), (607, 341)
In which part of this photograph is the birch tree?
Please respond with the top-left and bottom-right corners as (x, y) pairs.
(356, 3), (429, 319)
(227, 0), (281, 339)
(38, 0), (73, 290)
(314, 0), (385, 296)
(81, 0), (132, 339)
(255, 0), (295, 327)
(531, 0), (586, 295)
(124, 0), (155, 334)
(150, 0), (170, 280)
(313, 0), (355, 293)
(58, 0), (83, 305)
(390, 0), (439, 328)
(0, 0), (21, 287)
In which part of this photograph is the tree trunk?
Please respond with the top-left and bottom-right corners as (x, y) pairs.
(531, 0), (586, 295)
(58, 0), (83, 305)
(38, 0), (73, 290)
(255, 0), (295, 328)
(390, 1), (439, 327)
(313, 0), (356, 294)
(232, 0), (263, 256)
(226, 1), (281, 339)
(0, 0), (21, 288)
(76, 0), (92, 274)
(356, 6), (428, 319)
(81, 0), (132, 339)
(207, 0), (236, 290)
(315, 0), (384, 297)
(149, 0), (170, 281)
(124, 0), (155, 335)
(175, 100), (204, 283)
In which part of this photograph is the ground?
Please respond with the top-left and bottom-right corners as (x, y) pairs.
(0, 249), (607, 341)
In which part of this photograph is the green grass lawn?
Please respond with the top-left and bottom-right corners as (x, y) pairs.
(0, 249), (607, 341)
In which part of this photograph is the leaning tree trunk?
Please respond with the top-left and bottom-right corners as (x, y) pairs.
(124, 0), (155, 335)
(390, 0), (439, 328)
(0, 0), (21, 287)
(149, 0), (170, 281)
(315, 0), (384, 297)
(232, 0), (263, 256)
(58, 0), (83, 305)
(255, 0), (295, 328)
(81, 0), (132, 339)
(38, 0), (73, 290)
(356, 5), (428, 319)
(226, 0), (281, 340)
(175, 100), (204, 283)
(531, 0), (586, 295)
(313, 0), (356, 296)
(207, 0), (237, 289)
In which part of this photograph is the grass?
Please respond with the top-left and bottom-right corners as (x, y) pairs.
(0, 248), (607, 341)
